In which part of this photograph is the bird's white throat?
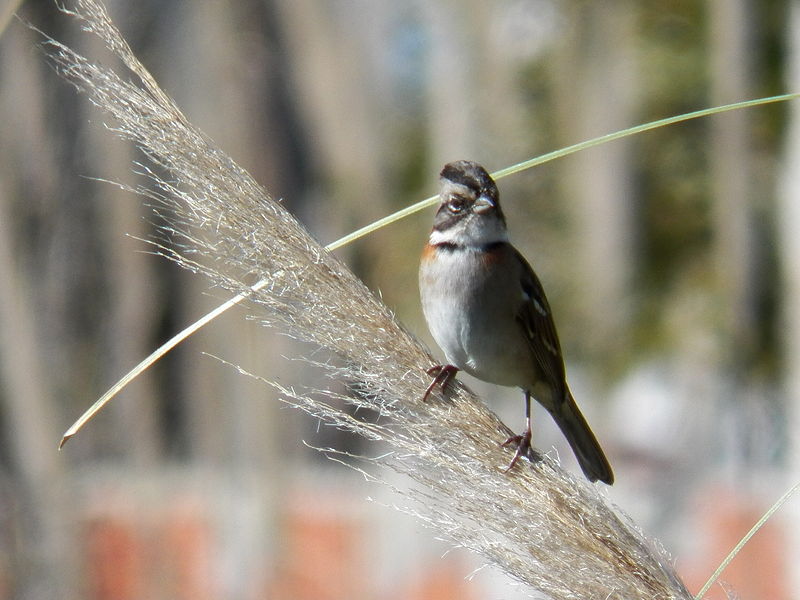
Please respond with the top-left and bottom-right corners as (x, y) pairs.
(429, 215), (509, 247)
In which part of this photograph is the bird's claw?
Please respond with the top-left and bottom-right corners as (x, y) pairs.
(422, 364), (458, 402)
(501, 430), (532, 472)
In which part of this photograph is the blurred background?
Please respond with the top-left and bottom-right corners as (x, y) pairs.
(1, 0), (799, 598)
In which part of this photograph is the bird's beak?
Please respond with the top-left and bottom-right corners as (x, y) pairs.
(473, 195), (495, 214)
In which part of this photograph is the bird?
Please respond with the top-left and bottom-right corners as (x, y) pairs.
(418, 160), (614, 485)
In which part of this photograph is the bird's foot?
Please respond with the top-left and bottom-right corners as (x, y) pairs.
(422, 364), (458, 402)
(501, 428), (532, 472)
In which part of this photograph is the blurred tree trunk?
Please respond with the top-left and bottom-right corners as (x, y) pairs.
(709, 0), (756, 366)
(270, 0), (390, 237)
(551, 0), (637, 357)
(423, 0), (488, 165)
(0, 189), (74, 600)
(423, 0), (535, 171)
(0, 21), (76, 598)
(779, 1), (800, 590)
(709, 0), (760, 472)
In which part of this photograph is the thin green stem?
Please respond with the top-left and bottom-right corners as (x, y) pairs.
(694, 481), (800, 599)
(329, 93), (799, 250)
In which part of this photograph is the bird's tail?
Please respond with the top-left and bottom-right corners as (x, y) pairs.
(549, 391), (614, 485)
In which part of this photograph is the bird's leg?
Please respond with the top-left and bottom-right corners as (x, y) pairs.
(422, 364), (459, 401)
(502, 391), (533, 471)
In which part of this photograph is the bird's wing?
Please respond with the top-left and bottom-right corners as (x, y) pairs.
(514, 248), (568, 400)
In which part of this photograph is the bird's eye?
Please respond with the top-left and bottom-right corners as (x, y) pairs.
(447, 196), (467, 213)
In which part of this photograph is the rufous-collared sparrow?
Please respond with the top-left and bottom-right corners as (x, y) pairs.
(419, 160), (614, 485)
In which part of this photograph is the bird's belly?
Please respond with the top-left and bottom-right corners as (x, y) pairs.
(425, 292), (533, 388)
(458, 318), (533, 387)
